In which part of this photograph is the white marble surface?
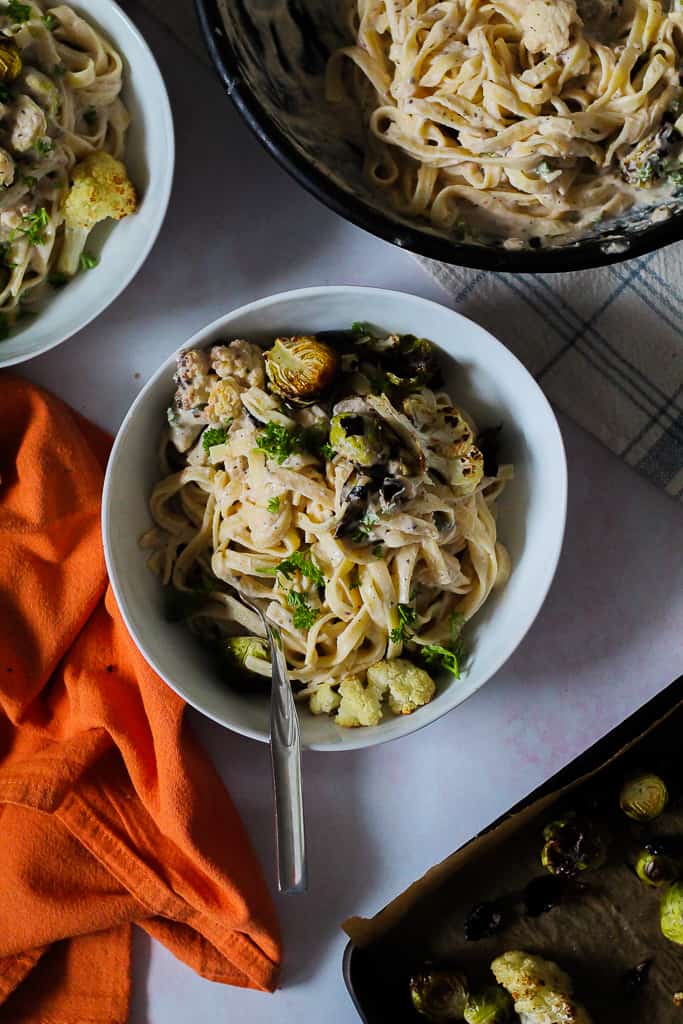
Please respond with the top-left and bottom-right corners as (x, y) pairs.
(17, 6), (683, 1021)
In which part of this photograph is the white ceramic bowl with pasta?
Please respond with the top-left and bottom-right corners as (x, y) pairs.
(103, 287), (567, 752)
(0, 0), (173, 368)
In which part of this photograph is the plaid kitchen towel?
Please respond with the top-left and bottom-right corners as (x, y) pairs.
(136, 0), (683, 500)
(419, 249), (683, 501)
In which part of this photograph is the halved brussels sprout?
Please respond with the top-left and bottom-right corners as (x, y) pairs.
(661, 881), (683, 945)
(265, 334), (338, 405)
(224, 636), (270, 679)
(620, 773), (668, 822)
(636, 849), (678, 888)
(329, 412), (388, 467)
(409, 965), (468, 1021)
(541, 815), (607, 877)
(0, 43), (22, 82)
(464, 985), (514, 1024)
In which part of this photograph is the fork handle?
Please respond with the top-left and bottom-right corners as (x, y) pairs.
(267, 624), (307, 894)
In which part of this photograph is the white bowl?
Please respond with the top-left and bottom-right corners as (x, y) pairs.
(103, 287), (567, 752)
(0, 0), (174, 368)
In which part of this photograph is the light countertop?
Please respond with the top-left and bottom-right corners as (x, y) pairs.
(18, 6), (683, 1021)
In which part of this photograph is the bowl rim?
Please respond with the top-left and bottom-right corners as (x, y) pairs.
(0, 0), (175, 369)
(195, 0), (683, 274)
(103, 285), (568, 752)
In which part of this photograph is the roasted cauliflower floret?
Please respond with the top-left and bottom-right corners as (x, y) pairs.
(491, 952), (592, 1024)
(58, 151), (137, 275)
(521, 0), (579, 56)
(206, 378), (242, 426)
(366, 658), (436, 716)
(335, 675), (383, 728)
(210, 340), (265, 388)
(309, 681), (341, 716)
(174, 349), (212, 411)
(11, 94), (47, 153)
(0, 147), (15, 187)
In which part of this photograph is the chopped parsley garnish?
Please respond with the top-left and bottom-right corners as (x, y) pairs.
(351, 320), (376, 336)
(34, 138), (53, 156)
(663, 159), (683, 186)
(372, 544), (383, 558)
(287, 590), (319, 630)
(320, 441), (335, 460)
(20, 174), (37, 189)
(352, 511), (378, 543)
(83, 105), (97, 127)
(262, 549), (325, 588)
(349, 568), (360, 591)
(202, 425), (229, 453)
(267, 496), (281, 514)
(255, 421), (304, 464)
(0, 84), (10, 103)
(79, 250), (99, 270)
(7, 0), (31, 23)
(420, 612), (467, 677)
(17, 206), (48, 246)
(42, 11), (56, 29)
(389, 602), (417, 643)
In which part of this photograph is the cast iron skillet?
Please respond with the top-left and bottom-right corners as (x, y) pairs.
(196, 0), (683, 274)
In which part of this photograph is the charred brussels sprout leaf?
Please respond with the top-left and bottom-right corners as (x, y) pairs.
(620, 773), (668, 822)
(464, 985), (514, 1024)
(636, 849), (679, 887)
(541, 815), (607, 877)
(265, 334), (338, 405)
(409, 964), (469, 1021)
(329, 412), (388, 467)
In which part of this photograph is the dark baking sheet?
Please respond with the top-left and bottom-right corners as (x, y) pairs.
(342, 675), (683, 1023)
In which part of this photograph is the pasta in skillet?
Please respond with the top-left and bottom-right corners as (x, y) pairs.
(326, 0), (683, 244)
(142, 327), (513, 728)
(0, 1), (136, 331)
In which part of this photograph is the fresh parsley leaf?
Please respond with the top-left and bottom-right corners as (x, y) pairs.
(390, 602), (417, 643)
(372, 544), (383, 558)
(42, 11), (56, 29)
(34, 138), (53, 156)
(83, 105), (97, 127)
(79, 250), (99, 271)
(287, 590), (319, 630)
(320, 441), (335, 460)
(301, 424), (335, 463)
(255, 421), (304, 464)
(265, 550), (325, 588)
(421, 644), (461, 678)
(20, 174), (37, 189)
(17, 206), (48, 246)
(202, 425), (229, 453)
(351, 320), (376, 336)
(0, 83), (10, 103)
(7, 0), (31, 22)
(267, 496), (280, 514)
(351, 511), (379, 543)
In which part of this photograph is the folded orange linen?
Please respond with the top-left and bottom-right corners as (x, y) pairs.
(0, 375), (281, 1023)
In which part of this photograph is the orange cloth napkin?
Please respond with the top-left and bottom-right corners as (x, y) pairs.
(0, 375), (281, 1023)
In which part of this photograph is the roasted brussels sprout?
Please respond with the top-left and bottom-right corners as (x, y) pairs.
(541, 815), (607, 877)
(464, 985), (514, 1023)
(620, 773), (668, 822)
(409, 964), (468, 1021)
(329, 412), (388, 467)
(636, 848), (678, 887)
(224, 636), (270, 679)
(661, 881), (683, 945)
(0, 42), (22, 81)
(264, 335), (338, 405)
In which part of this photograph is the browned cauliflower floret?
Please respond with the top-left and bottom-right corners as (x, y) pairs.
(335, 675), (383, 728)
(367, 658), (436, 716)
(174, 349), (212, 412)
(210, 339), (265, 388)
(309, 681), (341, 716)
(492, 952), (593, 1024)
(521, 0), (579, 55)
(206, 378), (243, 426)
(11, 94), (47, 153)
(58, 151), (137, 275)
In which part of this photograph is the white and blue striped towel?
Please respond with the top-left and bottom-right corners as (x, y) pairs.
(139, 0), (683, 501)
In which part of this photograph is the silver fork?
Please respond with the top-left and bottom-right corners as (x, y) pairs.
(225, 584), (307, 894)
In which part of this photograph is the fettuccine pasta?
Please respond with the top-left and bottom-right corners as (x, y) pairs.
(326, 0), (683, 245)
(143, 328), (512, 728)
